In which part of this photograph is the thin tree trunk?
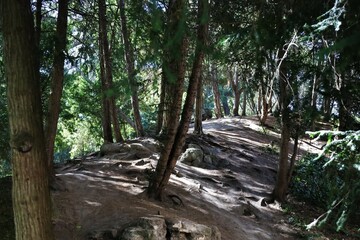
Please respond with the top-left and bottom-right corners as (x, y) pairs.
(1, 1), (54, 239)
(99, 0), (123, 142)
(273, 57), (291, 202)
(118, 108), (136, 129)
(119, 0), (144, 137)
(99, 0), (113, 143)
(148, 0), (188, 199)
(194, 74), (203, 134)
(241, 90), (247, 116)
(229, 65), (242, 116)
(45, 0), (68, 184)
(211, 66), (223, 118)
(156, 74), (166, 135)
(149, 0), (208, 200)
(287, 136), (299, 184)
(110, 102), (123, 142)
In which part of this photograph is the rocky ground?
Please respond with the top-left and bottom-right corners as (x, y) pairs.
(51, 116), (323, 240)
(1, 116), (333, 240)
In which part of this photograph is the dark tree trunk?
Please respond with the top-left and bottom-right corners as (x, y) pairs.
(241, 90), (247, 116)
(222, 96), (230, 116)
(156, 73), (166, 135)
(287, 136), (299, 184)
(194, 74), (203, 134)
(148, 0), (208, 200)
(148, 0), (188, 199)
(1, 1), (54, 239)
(119, 0), (145, 137)
(98, 0), (123, 142)
(45, 0), (68, 184)
(229, 66), (242, 116)
(272, 56), (291, 202)
(211, 66), (223, 118)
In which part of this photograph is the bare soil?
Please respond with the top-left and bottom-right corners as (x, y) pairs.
(1, 116), (338, 240)
(52, 116), (323, 240)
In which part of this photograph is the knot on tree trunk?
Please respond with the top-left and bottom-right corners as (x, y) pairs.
(11, 131), (33, 153)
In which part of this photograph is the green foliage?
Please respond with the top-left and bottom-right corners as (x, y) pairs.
(290, 154), (335, 207)
(292, 130), (360, 232)
(55, 74), (103, 160)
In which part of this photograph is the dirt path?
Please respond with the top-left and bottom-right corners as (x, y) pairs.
(52, 116), (317, 239)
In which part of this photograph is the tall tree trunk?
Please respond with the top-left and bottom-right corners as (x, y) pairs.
(148, 0), (188, 198)
(222, 95), (230, 116)
(241, 90), (247, 116)
(194, 74), (203, 134)
(98, 0), (123, 142)
(229, 65), (242, 116)
(45, 0), (68, 184)
(110, 102), (123, 142)
(119, 0), (145, 137)
(156, 73), (166, 135)
(1, 1), (54, 239)
(148, 0), (208, 200)
(272, 56), (291, 202)
(211, 66), (223, 118)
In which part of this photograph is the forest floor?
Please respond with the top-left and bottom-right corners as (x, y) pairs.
(0, 116), (356, 239)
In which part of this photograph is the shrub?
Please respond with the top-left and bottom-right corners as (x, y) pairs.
(291, 130), (360, 232)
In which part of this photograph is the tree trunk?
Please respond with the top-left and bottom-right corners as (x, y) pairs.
(211, 66), (223, 118)
(119, 0), (145, 137)
(287, 136), (299, 184)
(156, 74), (166, 135)
(272, 58), (291, 202)
(110, 101), (123, 142)
(229, 66), (242, 116)
(158, 0), (187, 136)
(241, 90), (247, 116)
(148, 0), (208, 200)
(148, 0), (188, 199)
(222, 96), (230, 116)
(98, 0), (123, 142)
(1, 1), (54, 239)
(45, 0), (68, 184)
(194, 74), (203, 134)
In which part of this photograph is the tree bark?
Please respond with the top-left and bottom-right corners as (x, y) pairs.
(149, 0), (208, 200)
(156, 73), (166, 135)
(98, 0), (123, 142)
(45, 0), (68, 184)
(241, 89), (247, 116)
(194, 74), (203, 134)
(119, 0), (145, 137)
(229, 65), (242, 116)
(272, 57), (291, 202)
(1, 1), (54, 239)
(148, 0), (188, 199)
(211, 66), (223, 118)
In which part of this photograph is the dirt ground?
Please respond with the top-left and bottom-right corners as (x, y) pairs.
(51, 116), (326, 240)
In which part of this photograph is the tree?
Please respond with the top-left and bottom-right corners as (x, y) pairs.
(149, 0), (209, 199)
(1, 0), (54, 239)
(119, 0), (145, 137)
(45, 0), (69, 183)
(210, 65), (223, 118)
(98, 0), (123, 143)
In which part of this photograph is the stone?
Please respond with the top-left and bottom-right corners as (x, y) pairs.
(120, 216), (167, 240)
(179, 144), (204, 167)
(169, 219), (221, 240)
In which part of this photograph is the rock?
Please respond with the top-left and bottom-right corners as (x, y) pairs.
(100, 138), (161, 160)
(120, 216), (167, 240)
(179, 145), (203, 167)
(169, 219), (221, 240)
